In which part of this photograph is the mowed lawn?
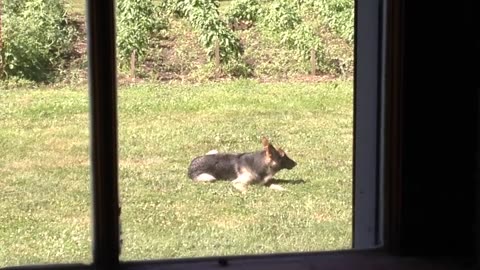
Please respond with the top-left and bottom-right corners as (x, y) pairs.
(0, 80), (353, 267)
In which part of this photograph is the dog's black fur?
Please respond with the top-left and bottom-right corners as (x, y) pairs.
(187, 137), (296, 192)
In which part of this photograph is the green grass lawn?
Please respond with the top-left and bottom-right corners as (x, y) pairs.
(0, 80), (353, 267)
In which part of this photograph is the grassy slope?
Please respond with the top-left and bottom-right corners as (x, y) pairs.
(0, 80), (353, 266)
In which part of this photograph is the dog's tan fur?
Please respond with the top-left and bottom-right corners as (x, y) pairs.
(188, 137), (297, 193)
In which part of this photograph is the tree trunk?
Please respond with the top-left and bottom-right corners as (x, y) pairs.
(214, 39), (220, 68)
(310, 49), (317, 76)
(130, 50), (136, 81)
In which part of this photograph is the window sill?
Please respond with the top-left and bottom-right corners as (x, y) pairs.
(123, 249), (470, 270)
(4, 249), (471, 270)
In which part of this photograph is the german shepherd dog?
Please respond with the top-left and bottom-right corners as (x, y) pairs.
(187, 137), (297, 192)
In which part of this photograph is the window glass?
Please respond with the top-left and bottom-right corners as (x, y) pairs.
(116, 0), (354, 260)
(0, 0), (357, 266)
(0, 1), (91, 267)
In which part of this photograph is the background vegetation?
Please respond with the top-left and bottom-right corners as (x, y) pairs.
(0, 0), (353, 86)
(1, 0), (77, 82)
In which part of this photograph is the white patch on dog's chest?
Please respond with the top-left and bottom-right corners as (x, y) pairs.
(233, 162), (278, 185)
(234, 167), (257, 184)
(258, 166), (277, 185)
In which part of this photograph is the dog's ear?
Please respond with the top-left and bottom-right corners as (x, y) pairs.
(277, 147), (285, 157)
(261, 137), (269, 148)
(262, 137), (274, 158)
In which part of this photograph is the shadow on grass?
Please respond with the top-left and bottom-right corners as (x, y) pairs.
(267, 178), (307, 185)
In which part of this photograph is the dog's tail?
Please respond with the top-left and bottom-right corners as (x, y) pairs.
(187, 155), (207, 180)
(187, 158), (197, 179)
(205, 149), (218, 155)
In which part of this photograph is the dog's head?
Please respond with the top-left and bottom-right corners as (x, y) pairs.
(262, 137), (297, 170)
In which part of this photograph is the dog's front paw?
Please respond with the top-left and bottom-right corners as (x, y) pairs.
(269, 184), (287, 191)
(232, 182), (248, 193)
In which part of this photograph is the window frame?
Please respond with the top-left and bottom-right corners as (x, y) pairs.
(86, 0), (121, 268)
(2, 0), (421, 269)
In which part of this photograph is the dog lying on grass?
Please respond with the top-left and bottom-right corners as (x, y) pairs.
(187, 137), (297, 193)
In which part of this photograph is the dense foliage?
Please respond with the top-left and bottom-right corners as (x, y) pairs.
(116, 0), (168, 67)
(303, 0), (354, 43)
(0, 0), (354, 84)
(170, 0), (243, 64)
(225, 0), (262, 29)
(2, 0), (76, 82)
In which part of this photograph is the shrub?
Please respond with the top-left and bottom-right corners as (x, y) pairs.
(225, 0), (262, 30)
(198, 22), (244, 64)
(2, 0), (76, 82)
(280, 24), (336, 73)
(303, 0), (354, 44)
(169, 0), (243, 64)
(116, 0), (167, 67)
(262, 1), (301, 32)
(3, 0), (27, 14)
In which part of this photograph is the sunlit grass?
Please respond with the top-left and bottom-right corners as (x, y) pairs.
(0, 80), (353, 266)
